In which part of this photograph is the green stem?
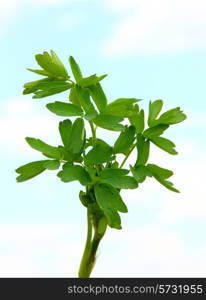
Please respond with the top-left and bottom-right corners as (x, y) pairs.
(78, 209), (93, 278)
(78, 123), (104, 277)
(78, 209), (105, 278)
(89, 121), (96, 146)
(119, 144), (136, 168)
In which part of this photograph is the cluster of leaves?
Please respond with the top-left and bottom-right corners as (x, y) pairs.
(16, 51), (187, 230)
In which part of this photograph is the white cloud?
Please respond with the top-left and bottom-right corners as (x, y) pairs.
(58, 12), (84, 30)
(102, 0), (206, 58)
(0, 0), (82, 38)
(30, 0), (71, 5)
(0, 0), (20, 36)
(0, 97), (59, 155)
(0, 0), (19, 18)
(104, 0), (138, 14)
(158, 157), (206, 223)
(0, 223), (81, 277)
(1, 218), (206, 277)
(94, 224), (206, 277)
(1, 0), (26, 19)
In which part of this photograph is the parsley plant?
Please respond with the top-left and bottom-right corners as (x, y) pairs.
(16, 51), (187, 277)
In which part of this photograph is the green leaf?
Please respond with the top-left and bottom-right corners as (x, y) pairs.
(113, 126), (136, 154)
(35, 51), (68, 79)
(23, 87), (40, 95)
(148, 100), (163, 127)
(147, 165), (179, 193)
(59, 119), (72, 149)
(99, 168), (138, 189)
(98, 184), (128, 213)
(136, 134), (150, 166)
(146, 164), (173, 179)
(88, 202), (104, 218)
(27, 68), (52, 77)
(68, 118), (85, 154)
(84, 144), (113, 165)
(35, 81), (71, 91)
(23, 78), (52, 90)
(90, 138), (111, 148)
(25, 79), (72, 98)
(88, 83), (107, 112)
(97, 74), (108, 82)
(129, 109), (145, 133)
(50, 50), (68, 76)
(75, 85), (98, 121)
(58, 145), (82, 163)
(69, 86), (81, 106)
(153, 177), (180, 193)
(143, 124), (169, 138)
(25, 137), (62, 159)
(46, 101), (83, 117)
(104, 168), (129, 175)
(111, 161), (119, 168)
(97, 216), (107, 234)
(94, 183), (127, 229)
(69, 56), (83, 83)
(93, 114), (124, 131)
(130, 165), (152, 183)
(16, 160), (48, 182)
(23, 78), (72, 97)
(150, 136), (177, 155)
(78, 74), (107, 88)
(79, 190), (91, 207)
(104, 98), (141, 117)
(157, 107), (187, 125)
(107, 98), (141, 107)
(32, 88), (70, 99)
(43, 160), (60, 170)
(58, 163), (91, 186)
(100, 207), (121, 229)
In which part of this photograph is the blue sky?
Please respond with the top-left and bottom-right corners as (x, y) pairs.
(0, 0), (206, 277)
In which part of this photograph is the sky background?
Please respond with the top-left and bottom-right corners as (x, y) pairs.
(0, 0), (206, 277)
